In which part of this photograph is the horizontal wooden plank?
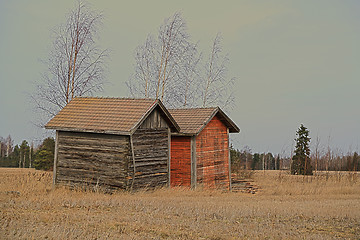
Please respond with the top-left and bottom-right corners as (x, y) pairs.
(130, 160), (167, 168)
(59, 146), (129, 156)
(57, 177), (128, 190)
(57, 131), (132, 190)
(135, 165), (167, 175)
(57, 168), (129, 186)
(57, 158), (128, 172)
(59, 131), (127, 140)
(130, 127), (170, 189)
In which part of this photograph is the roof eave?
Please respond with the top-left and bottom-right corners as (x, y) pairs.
(217, 108), (240, 133)
(45, 126), (131, 135)
(171, 132), (196, 137)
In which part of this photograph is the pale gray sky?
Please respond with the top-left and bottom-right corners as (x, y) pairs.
(0, 0), (359, 154)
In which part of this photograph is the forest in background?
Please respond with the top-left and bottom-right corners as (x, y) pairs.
(230, 145), (359, 173)
(0, 135), (54, 170)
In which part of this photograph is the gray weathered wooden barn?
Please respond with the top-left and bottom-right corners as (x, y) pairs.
(45, 97), (180, 191)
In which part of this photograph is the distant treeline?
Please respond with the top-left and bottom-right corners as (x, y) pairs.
(230, 145), (359, 172)
(0, 135), (54, 170)
(2, 134), (359, 173)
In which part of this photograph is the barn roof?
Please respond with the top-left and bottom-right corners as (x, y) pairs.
(45, 97), (180, 134)
(168, 107), (240, 135)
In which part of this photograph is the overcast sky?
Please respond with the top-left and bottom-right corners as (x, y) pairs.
(0, 0), (359, 154)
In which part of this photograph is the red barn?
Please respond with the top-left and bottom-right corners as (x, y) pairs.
(169, 107), (240, 189)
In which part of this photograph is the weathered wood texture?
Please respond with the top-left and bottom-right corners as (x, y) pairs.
(139, 108), (169, 129)
(131, 128), (169, 189)
(170, 136), (191, 187)
(191, 136), (197, 188)
(196, 115), (230, 189)
(56, 131), (131, 190)
(53, 131), (59, 186)
(227, 128), (232, 190)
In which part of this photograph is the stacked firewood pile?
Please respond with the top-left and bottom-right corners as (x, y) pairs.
(231, 176), (260, 194)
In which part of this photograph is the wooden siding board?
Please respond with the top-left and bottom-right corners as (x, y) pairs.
(168, 128), (171, 187)
(139, 108), (169, 129)
(170, 136), (192, 187)
(191, 136), (197, 188)
(131, 128), (169, 189)
(53, 130), (59, 186)
(227, 128), (232, 190)
(196, 115), (230, 189)
(56, 131), (131, 190)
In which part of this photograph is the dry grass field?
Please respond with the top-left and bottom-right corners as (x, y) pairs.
(0, 168), (359, 239)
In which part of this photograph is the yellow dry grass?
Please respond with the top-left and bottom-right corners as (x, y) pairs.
(0, 168), (359, 239)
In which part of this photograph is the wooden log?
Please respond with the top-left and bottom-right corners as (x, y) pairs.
(56, 131), (131, 189)
(131, 127), (169, 190)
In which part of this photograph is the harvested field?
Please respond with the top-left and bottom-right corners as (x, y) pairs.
(0, 168), (359, 239)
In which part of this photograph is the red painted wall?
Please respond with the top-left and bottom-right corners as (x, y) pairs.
(170, 136), (191, 187)
(196, 115), (229, 189)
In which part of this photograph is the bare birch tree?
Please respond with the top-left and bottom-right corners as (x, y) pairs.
(128, 13), (234, 110)
(5, 135), (13, 157)
(312, 135), (321, 174)
(32, 1), (108, 124)
(128, 12), (200, 108)
(326, 135), (331, 173)
(202, 34), (235, 110)
(0, 136), (12, 158)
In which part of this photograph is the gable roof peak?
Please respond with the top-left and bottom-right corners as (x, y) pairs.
(169, 107), (239, 135)
(45, 97), (179, 134)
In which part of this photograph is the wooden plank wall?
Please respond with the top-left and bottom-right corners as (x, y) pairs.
(196, 115), (230, 189)
(170, 136), (192, 187)
(56, 131), (131, 191)
(139, 108), (169, 129)
(131, 128), (169, 189)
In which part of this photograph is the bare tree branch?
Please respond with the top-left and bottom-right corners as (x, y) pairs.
(128, 13), (235, 110)
(32, 1), (108, 125)
(127, 12), (201, 108)
(202, 33), (235, 111)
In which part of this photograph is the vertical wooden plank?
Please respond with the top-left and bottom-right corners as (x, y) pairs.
(156, 109), (160, 128)
(53, 130), (59, 187)
(168, 128), (171, 187)
(130, 134), (136, 191)
(148, 113), (152, 128)
(159, 111), (163, 128)
(160, 117), (167, 128)
(153, 109), (157, 128)
(191, 136), (197, 189)
(227, 128), (232, 191)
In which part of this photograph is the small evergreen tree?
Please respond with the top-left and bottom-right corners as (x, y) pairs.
(33, 137), (55, 171)
(230, 144), (241, 173)
(34, 150), (54, 171)
(291, 124), (312, 175)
